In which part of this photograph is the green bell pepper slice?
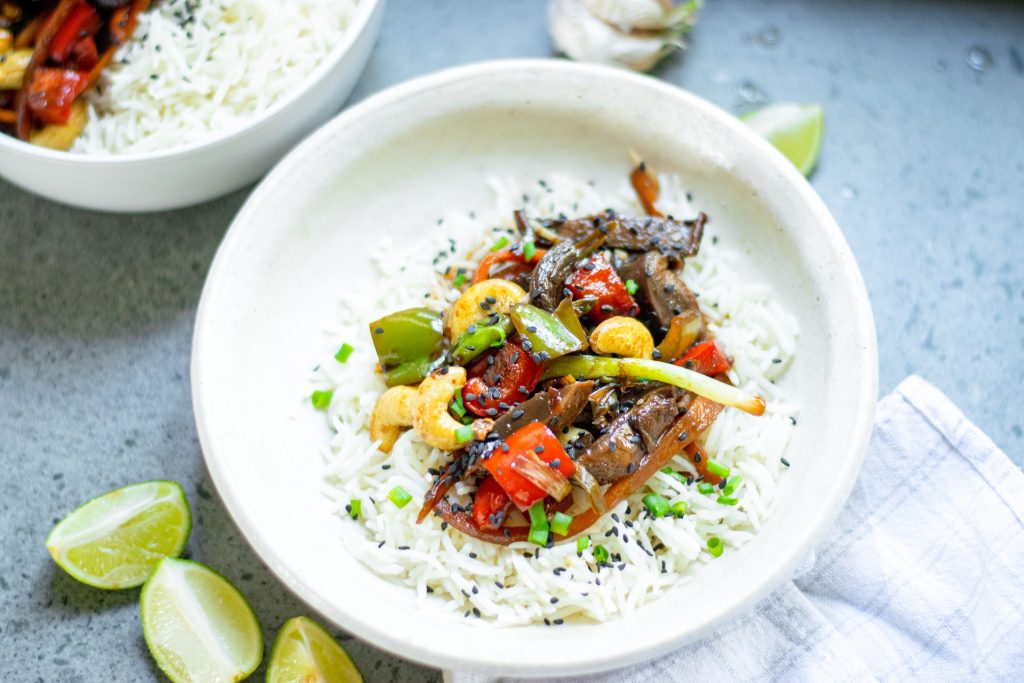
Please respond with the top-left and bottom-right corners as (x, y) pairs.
(449, 314), (513, 366)
(510, 303), (586, 361)
(369, 307), (448, 386)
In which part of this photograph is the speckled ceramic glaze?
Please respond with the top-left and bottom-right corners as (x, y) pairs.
(0, 0), (384, 212)
(192, 60), (878, 677)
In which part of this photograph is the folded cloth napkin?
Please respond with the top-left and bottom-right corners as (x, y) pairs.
(446, 376), (1024, 682)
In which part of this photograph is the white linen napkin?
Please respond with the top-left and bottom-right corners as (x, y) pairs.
(446, 376), (1024, 682)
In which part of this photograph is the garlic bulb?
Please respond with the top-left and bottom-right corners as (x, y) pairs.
(548, 0), (701, 72)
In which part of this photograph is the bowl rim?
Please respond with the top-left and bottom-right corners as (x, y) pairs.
(0, 0), (382, 164)
(192, 58), (879, 675)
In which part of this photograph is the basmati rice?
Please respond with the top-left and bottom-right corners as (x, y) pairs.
(312, 174), (799, 626)
(73, 0), (358, 154)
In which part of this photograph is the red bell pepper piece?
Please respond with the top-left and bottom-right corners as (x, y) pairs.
(472, 476), (512, 530)
(565, 253), (638, 323)
(68, 36), (98, 71)
(49, 1), (100, 64)
(462, 340), (542, 418)
(26, 68), (89, 126)
(674, 339), (731, 376)
(472, 247), (545, 285)
(482, 422), (575, 510)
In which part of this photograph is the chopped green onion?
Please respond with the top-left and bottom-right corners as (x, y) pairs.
(717, 495), (739, 506)
(387, 486), (412, 509)
(551, 512), (573, 536)
(334, 343), (354, 363)
(642, 492), (670, 517)
(625, 279), (639, 295)
(311, 390), (333, 410)
(455, 424), (474, 444)
(660, 466), (688, 486)
(527, 500), (549, 547)
(541, 355), (765, 415)
(707, 536), (723, 557)
(453, 271), (467, 288)
(722, 475), (742, 497)
(576, 536), (590, 553)
(705, 459), (731, 478)
(490, 236), (509, 251)
(348, 499), (361, 520)
(671, 501), (687, 517)
(697, 482), (715, 495)
(450, 391), (466, 417)
(523, 240), (537, 261)
(593, 544), (610, 563)
(461, 415), (474, 425)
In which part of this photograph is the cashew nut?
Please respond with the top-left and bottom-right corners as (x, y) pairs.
(412, 367), (470, 452)
(589, 316), (654, 359)
(446, 279), (525, 341)
(369, 386), (416, 453)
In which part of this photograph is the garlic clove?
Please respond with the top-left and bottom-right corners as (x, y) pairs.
(548, 0), (683, 72)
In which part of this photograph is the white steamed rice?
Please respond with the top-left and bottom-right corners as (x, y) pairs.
(312, 174), (799, 626)
(73, 0), (359, 154)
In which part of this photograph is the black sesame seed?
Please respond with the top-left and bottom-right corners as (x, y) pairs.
(781, 457), (791, 467)
(374, 327), (384, 334)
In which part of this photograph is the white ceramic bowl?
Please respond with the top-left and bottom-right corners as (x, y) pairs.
(192, 60), (878, 677)
(0, 0), (384, 212)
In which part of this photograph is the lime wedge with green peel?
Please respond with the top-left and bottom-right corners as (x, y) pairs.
(141, 558), (263, 683)
(741, 103), (825, 176)
(267, 616), (364, 683)
(46, 480), (191, 589)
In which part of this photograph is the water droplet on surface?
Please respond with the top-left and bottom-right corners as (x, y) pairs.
(757, 26), (780, 47)
(965, 46), (992, 72)
(840, 185), (858, 200)
(736, 81), (768, 107)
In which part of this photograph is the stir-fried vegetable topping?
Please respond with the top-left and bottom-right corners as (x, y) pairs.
(542, 355), (765, 416)
(369, 308), (448, 387)
(510, 303), (586, 361)
(449, 314), (512, 366)
(564, 253), (638, 323)
(483, 422), (575, 510)
(358, 166), (771, 549)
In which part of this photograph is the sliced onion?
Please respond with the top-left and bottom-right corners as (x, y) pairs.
(571, 462), (606, 514)
(510, 452), (572, 502)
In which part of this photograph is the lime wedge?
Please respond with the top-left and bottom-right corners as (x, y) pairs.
(267, 616), (364, 683)
(141, 558), (263, 683)
(741, 103), (824, 176)
(46, 480), (191, 589)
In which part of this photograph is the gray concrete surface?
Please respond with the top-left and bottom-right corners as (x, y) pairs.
(1, 0), (1021, 680)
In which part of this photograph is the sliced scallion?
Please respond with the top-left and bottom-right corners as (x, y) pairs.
(523, 240), (537, 261)
(705, 459), (731, 478)
(551, 512), (573, 536)
(450, 391), (466, 417)
(490, 236), (509, 251)
(717, 495), (739, 506)
(722, 475), (742, 497)
(455, 424), (474, 443)
(311, 390), (333, 410)
(670, 501), (687, 517)
(660, 466), (688, 486)
(593, 544), (610, 563)
(453, 271), (467, 288)
(707, 536), (723, 557)
(697, 482), (715, 495)
(527, 500), (549, 547)
(387, 486), (412, 509)
(576, 536), (590, 553)
(625, 279), (639, 295)
(642, 492), (670, 517)
(348, 499), (361, 520)
(334, 343), (354, 363)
